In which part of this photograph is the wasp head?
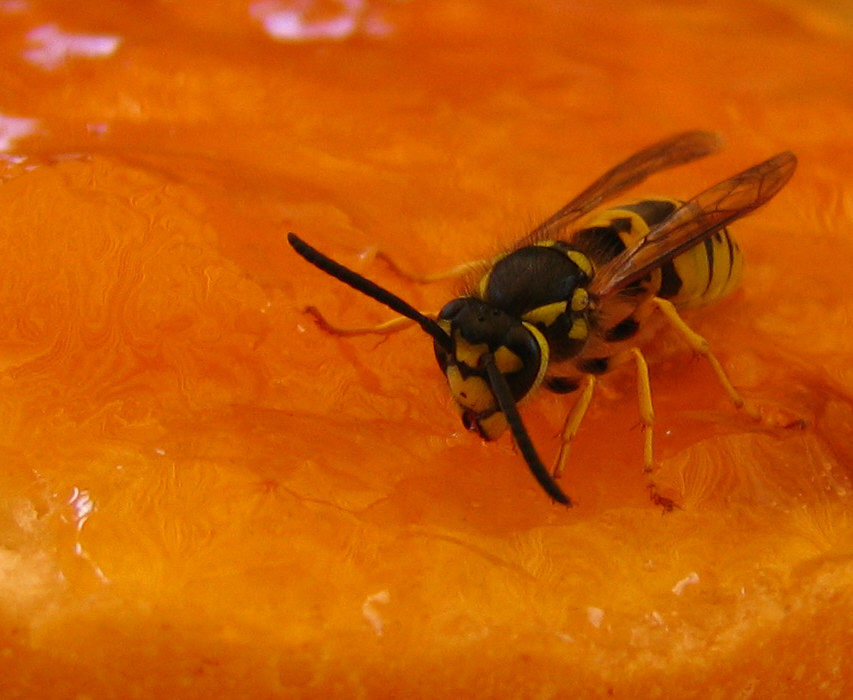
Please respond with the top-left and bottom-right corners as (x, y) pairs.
(434, 297), (549, 440)
(288, 233), (570, 504)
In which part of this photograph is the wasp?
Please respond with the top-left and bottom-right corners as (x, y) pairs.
(287, 131), (797, 508)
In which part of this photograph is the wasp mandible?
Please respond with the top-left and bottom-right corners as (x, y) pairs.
(288, 131), (797, 508)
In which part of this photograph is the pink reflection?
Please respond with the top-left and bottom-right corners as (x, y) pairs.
(0, 112), (38, 151)
(24, 23), (121, 70)
(250, 0), (390, 42)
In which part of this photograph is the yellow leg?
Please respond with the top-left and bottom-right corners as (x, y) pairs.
(553, 374), (596, 479)
(305, 306), (427, 336)
(375, 250), (487, 283)
(628, 347), (675, 511)
(653, 297), (760, 421)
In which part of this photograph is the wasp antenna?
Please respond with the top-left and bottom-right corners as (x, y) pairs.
(287, 233), (452, 353)
(482, 354), (572, 506)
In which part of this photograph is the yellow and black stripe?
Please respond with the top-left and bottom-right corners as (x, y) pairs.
(580, 198), (744, 310)
(287, 132), (796, 507)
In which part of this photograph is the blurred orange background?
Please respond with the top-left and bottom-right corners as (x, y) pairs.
(1, 0), (852, 697)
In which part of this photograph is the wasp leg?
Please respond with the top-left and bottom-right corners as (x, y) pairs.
(304, 306), (428, 336)
(653, 297), (760, 421)
(375, 250), (488, 283)
(553, 374), (596, 479)
(627, 347), (676, 511)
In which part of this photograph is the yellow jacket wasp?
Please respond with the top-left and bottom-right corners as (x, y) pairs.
(287, 131), (796, 508)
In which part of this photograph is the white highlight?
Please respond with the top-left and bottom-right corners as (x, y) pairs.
(24, 23), (122, 70)
(648, 610), (666, 627)
(362, 589), (390, 636)
(67, 487), (110, 583)
(68, 487), (95, 522)
(671, 571), (700, 595)
(250, 0), (390, 42)
(0, 112), (38, 151)
(586, 606), (605, 629)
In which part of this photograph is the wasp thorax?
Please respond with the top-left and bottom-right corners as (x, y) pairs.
(481, 244), (590, 315)
(433, 297), (548, 440)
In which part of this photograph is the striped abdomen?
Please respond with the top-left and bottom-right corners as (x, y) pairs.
(578, 198), (744, 309)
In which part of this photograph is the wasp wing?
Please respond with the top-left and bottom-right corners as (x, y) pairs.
(518, 130), (724, 247)
(587, 151), (797, 300)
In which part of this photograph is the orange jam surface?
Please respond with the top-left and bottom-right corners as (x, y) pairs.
(1, 1), (852, 697)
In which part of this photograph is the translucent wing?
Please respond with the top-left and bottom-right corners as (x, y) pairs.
(588, 151), (797, 299)
(517, 130), (724, 247)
